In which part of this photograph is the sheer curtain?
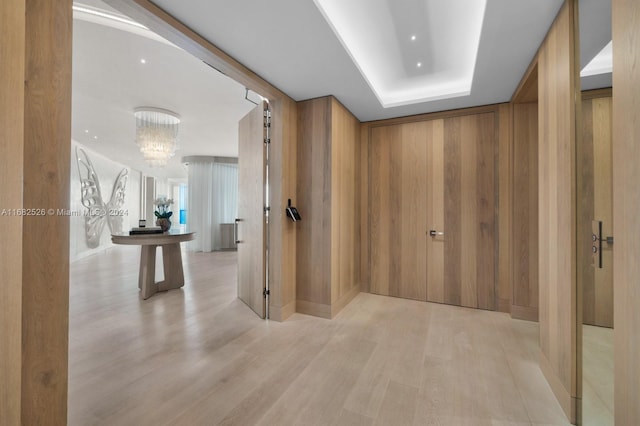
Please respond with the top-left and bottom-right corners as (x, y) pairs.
(187, 159), (238, 252)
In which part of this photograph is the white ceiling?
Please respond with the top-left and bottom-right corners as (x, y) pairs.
(72, 1), (256, 180)
(146, 0), (566, 121)
(310, 0), (488, 107)
(74, 0), (613, 180)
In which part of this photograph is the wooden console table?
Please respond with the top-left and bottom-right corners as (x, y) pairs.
(111, 231), (195, 299)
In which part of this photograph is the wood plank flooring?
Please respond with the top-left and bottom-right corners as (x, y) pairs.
(69, 246), (570, 425)
(582, 325), (614, 426)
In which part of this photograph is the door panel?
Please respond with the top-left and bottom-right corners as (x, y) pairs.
(426, 120), (445, 303)
(370, 123), (428, 301)
(580, 96), (613, 327)
(369, 113), (496, 310)
(443, 114), (496, 309)
(237, 102), (266, 318)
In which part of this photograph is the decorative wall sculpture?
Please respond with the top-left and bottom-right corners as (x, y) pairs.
(76, 147), (128, 248)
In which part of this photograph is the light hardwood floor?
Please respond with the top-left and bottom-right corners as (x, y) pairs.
(69, 246), (570, 426)
(582, 325), (614, 426)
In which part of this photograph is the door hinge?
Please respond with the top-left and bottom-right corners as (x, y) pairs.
(263, 289), (270, 297)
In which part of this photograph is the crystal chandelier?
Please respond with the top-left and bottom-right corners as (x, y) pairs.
(134, 107), (180, 167)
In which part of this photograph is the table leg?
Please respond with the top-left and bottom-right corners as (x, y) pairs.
(139, 245), (158, 299)
(158, 243), (185, 291)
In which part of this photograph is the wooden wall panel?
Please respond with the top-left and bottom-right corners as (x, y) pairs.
(362, 104), (511, 309)
(398, 122), (428, 301)
(474, 114), (497, 310)
(591, 97), (613, 327)
(425, 120), (445, 304)
(330, 98), (360, 311)
(370, 125), (399, 297)
(612, 0), (640, 423)
(443, 114), (496, 309)
(579, 93), (613, 328)
(537, 0), (578, 421)
(368, 112), (496, 309)
(443, 118), (463, 306)
(296, 97), (360, 318)
(268, 97), (298, 321)
(359, 124), (370, 294)
(237, 104), (267, 318)
(370, 122), (429, 301)
(297, 98), (332, 307)
(512, 102), (539, 320)
(497, 104), (513, 313)
(0, 0), (74, 423)
(0, 0), (25, 422)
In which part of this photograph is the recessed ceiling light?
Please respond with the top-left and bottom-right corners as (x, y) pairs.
(417, 62), (422, 68)
(84, 129), (89, 133)
(93, 136), (98, 140)
(140, 58), (147, 64)
(312, 0), (488, 108)
(411, 35), (416, 41)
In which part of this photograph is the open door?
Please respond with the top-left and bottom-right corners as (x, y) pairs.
(236, 101), (267, 318)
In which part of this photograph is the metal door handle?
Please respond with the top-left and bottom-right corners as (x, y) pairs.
(429, 230), (444, 237)
(235, 218), (242, 244)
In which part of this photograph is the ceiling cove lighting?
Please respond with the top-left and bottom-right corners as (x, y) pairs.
(581, 41), (612, 77)
(72, 3), (178, 48)
(72, 4), (148, 30)
(312, 0), (487, 108)
(134, 107), (180, 167)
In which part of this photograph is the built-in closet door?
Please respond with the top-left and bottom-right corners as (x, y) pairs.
(370, 122), (429, 301)
(369, 113), (497, 310)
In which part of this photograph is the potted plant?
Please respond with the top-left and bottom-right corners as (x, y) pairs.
(154, 196), (174, 232)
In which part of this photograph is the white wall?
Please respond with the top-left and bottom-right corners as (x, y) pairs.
(69, 140), (142, 262)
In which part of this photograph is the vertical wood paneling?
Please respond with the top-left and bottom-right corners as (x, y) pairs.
(330, 98), (360, 309)
(296, 97), (360, 318)
(360, 124), (370, 294)
(578, 98), (596, 327)
(361, 104), (509, 309)
(579, 93), (613, 328)
(370, 125), (397, 297)
(612, 0), (640, 423)
(426, 120), (445, 304)
(537, 0), (578, 421)
(444, 118), (463, 306)
(297, 98), (332, 306)
(460, 116), (479, 308)
(399, 122), (428, 301)
(0, 0), (25, 422)
(268, 96), (297, 321)
(237, 103), (266, 318)
(20, 0), (73, 423)
(512, 103), (539, 320)
(369, 111), (497, 310)
(388, 125), (402, 297)
(442, 114), (496, 309)
(475, 113), (497, 310)
(591, 97), (613, 328)
(497, 104), (513, 313)
(371, 123), (429, 301)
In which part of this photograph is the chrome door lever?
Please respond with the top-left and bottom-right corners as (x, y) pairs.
(429, 230), (444, 237)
